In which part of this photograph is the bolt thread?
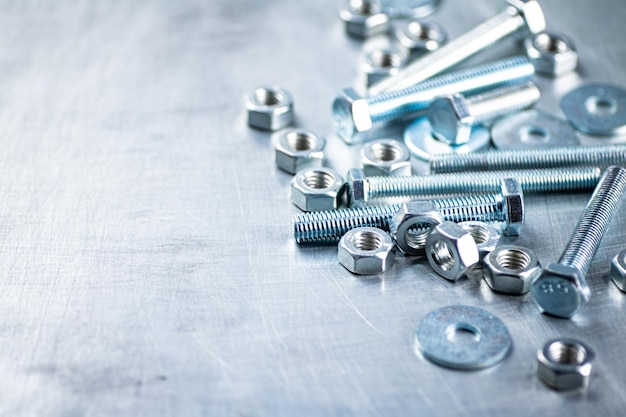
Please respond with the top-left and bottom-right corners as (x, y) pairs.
(465, 81), (541, 124)
(559, 166), (626, 274)
(429, 145), (626, 173)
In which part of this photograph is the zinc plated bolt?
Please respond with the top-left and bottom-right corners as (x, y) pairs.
(531, 166), (626, 318)
(333, 56), (534, 141)
(368, 0), (546, 95)
(429, 81), (541, 145)
(429, 144), (626, 174)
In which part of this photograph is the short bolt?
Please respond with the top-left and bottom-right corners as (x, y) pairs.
(531, 166), (626, 318)
(368, 0), (546, 94)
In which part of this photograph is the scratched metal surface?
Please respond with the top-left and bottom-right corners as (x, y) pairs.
(0, 0), (625, 416)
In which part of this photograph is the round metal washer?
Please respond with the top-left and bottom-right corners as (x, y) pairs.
(404, 117), (490, 162)
(415, 305), (512, 370)
(561, 83), (626, 135)
(491, 110), (578, 149)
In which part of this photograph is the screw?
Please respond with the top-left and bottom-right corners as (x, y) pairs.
(293, 183), (521, 244)
(530, 166), (626, 318)
(333, 56), (534, 141)
(368, 0), (546, 95)
(428, 81), (541, 145)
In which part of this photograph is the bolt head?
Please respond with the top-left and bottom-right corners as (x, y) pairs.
(506, 0), (546, 35)
(530, 263), (591, 319)
(332, 88), (372, 141)
(501, 178), (524, 236)
(428, 94), (474, 145)
(346, 168), (369, 208)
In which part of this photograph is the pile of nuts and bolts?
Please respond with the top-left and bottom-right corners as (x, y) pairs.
(245, 0), (626, 390)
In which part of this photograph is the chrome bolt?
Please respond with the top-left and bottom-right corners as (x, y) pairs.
(368, 0), (546, 94)
(333, 56), (534, 141)
(531, 166), (626, 318)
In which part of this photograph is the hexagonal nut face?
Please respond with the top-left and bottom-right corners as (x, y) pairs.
(458, 221), (501, 260)
(362, 48), (407, 87)
(537, 338), (595, 390)
(245, 87), (294, 131)
(427, 94), (474, 145)
(395, 20), (447, 53)
(611, 250), (626, 292)
(275, 130), (326, 174)
(426, 221), (479, 281)
(338, 227), (395, 275)
(525, 32), (578, 77)
(339, 0), (390, 38)
(483, 245), (541, 295)
(501, 178), (524, 236)
(291, 167), (345, 212)
(530, 263), (591, 319)
(390, 201), (443, 256)
(361, 139), (411, 176)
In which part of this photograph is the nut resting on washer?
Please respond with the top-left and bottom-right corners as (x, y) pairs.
(245, 86), (294, 131)
(338, 227), (395, 275)
(361, 139), (412, 176)
(291, 167), (346, 212)
(483, 245), (541, 295)
(390, 201), (444, 256)
(426, 221), (480, 281)
(537, 338), (595, 390)
(275, 130), (326, 174)
(610, 249), (626, 292)
(339, 0), (389, 38)
(525, 32), (578, 77)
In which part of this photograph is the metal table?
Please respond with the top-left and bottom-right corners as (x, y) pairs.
(1, 0), (625, 415)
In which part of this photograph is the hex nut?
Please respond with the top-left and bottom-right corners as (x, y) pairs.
(501, 178), (525, 236)
(395, 20), (447, 53)
(291, 167), (346, 212)
(610, 249), (626, 292)
(537, 338), (595, 390)
(245, 86), (294, 131)
(362, 48), (408, 87)
(483, 245), (541, 295)
(339, 0), (390, 39)
(426, 221), (480, 281)
(390, 201), (443, 256)
(530, 263), (591, 319)
(458, 221), (501, 261)
(361, 139), (412, 177)
(275, 130), (326, 174)
(525, 32), (577, 77)
(338, 227), (395, 275)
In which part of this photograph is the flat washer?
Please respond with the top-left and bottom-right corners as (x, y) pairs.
(491, 110), (578, 149)
(561, 83), (626, 136)
(415, 305), (512, 370)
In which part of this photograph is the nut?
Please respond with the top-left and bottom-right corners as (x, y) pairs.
(483, 245), (541, 295)
(338, 227), (395, 275)
(501, 178), (524, 236)
(390, 201), (443, 256)
(361, 139), (411, 176)
(537, 338), (595, 390)
(458, 221), (500, 260)
(610, 249), (626, 292)
(362, 48), (408, 87)
(426, 221), (480, 281)
(427, 94), (474, 145)
(291, 167), (345, 212)
(245, 86), (294, 131)
(339, 0), (390, 38)
(395, 20), (447, 53)
(275, 130), (326, 174)
(525, 32), (577, 77)
(530, 263), (591, 319)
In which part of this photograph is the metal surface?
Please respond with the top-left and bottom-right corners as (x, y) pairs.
(2, 0), (626, 415)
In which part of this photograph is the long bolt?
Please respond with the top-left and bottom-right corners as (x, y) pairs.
(531, 166), (626, 318)
(368, 0), (546, 94)
(333, 56), (534, 141)
(429, 144), (626, 173)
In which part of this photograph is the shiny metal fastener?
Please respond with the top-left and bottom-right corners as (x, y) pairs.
(275, 130), (325, 174)
(537, 338), (595, 390)
(245, 86), (294, 131)
(491, 110), (578, 150)
(561, 83), (626, 136)
(338, 227), (395, 275)
(426, 221), (479, 281)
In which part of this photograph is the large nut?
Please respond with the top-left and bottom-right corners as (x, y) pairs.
(530, 263), (591, 319)
(362, 48), (408, 87)
(390, 201), (443, 256)
(275, 130), (325, 174)
(525, 32), (578, 77)
(611, 249), (626, 292)
(426, 221), (480, 281)
(361, 139), (411, 176)
(483, 245), (541, 295)
(245, 86), (294, 131)
(339, 0), (390, 39)
(395, 20), (447, 53)
(291, 167), (345, 212)
(501, 178), (524, 236)
(458, 221), (500, 260)
(338, 227), (395, 275)
(537, 338), (595, 390)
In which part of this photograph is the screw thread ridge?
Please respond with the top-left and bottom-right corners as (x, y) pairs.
(466, 81), (541, 124)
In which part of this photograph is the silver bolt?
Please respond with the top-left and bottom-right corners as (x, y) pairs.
(428, 81), (541, 145)
(429, 144), (626, 173)
(531, 166), (626, 318)
(368, 0), (546, 95)
(333, 56), (534, 141)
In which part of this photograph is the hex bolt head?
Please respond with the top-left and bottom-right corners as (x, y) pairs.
(428, 94), (474, 145)
(500, 178), (524, 236)
(530, 263), (591, 319)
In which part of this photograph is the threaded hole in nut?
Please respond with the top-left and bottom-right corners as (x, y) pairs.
(534, 33), (569, 53)
(405, 224), (431, 250)
(349, 0), (378, 15)
(368, 50), (402, 68)
(495, 249), (531, 271)
(370, 142), (402, 162)
(547, 341), (587, 365)
(406, 22), (439, 41)
(303, 170), (335, 189)
(351, 230), (384, 251)
(585, 95), (618, 117)
(287, 132), (316, 151)
(430, 240), (456, 272)
(254, 88), (283, 106)
(459, 223), (490, 244)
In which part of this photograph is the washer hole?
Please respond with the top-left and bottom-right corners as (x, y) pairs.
(534, 33), (570, 54)
(370, 142), (402, 162)
(496, 248), (531, 270)
(518, 125), (550, 144)
(287, 131), (316, 151)
(547, 341), (587, 365)
(446, 322), (481, 345)
(585, 95), (618, 117)
(303, 170), (335, 189)
(254, 88), (283, 106)
(459, 223), (490, 244)
(351, 230), (384, 251)
(429, 240), (456, 271)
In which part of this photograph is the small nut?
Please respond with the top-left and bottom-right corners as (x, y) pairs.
(483, 245), (541, 295)
(361, 139), (411, 176)
(610, 249), (626, 292)
(426, 221), (480, 281)
(530, 263), (591, 319)
(537, 338), (595, 390)
(458, 221), (501, 260)
(525, 32), (577, 77)
(291, 167), (345, 212)
(339, 0), (390, 39)
(395, 20), (447, 53)
(362, 48), (408, 87)
(501, 178), (524, 236)
(245, 86), (294, 131)
(390, 201), (443, 256)
(338, 227), (395, 275)
(275, 130), (326, 174)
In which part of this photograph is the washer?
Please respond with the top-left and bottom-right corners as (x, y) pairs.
(415, 305), (512, 370)
(491, 110), (578, 149)
(561, 83), (626, 136)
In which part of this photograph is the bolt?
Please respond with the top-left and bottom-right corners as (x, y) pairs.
(332, 56), (534, 141)
(531, 166), (626, 318)
(429, 144), (626, 173)
(368, 0), (546, 95)
(428, 81), (541, 145)
(293, 185), (521, 244)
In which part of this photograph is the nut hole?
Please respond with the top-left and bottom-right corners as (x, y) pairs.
(547, 341), (587, 365)
(286, 131), (316, 151)
(518, 125), (550, 144)
(495, 249), (531, 270)
(254, 88), (284, 106)
(406, 22), (440, 41)
(370, 142), (402, 162)
(303, 170), (336, 189)
(405, 225), (431, 250)
(534, 33), (570, 53)
(459, 223), (490, 244)
(446, 323), (481, 345)
(585, 95), (618, 117)
(429, 240), (456, 272)
(351, 230), (384, 251)
(349, 0), (378, 15)
(368, 50), (402, 68)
